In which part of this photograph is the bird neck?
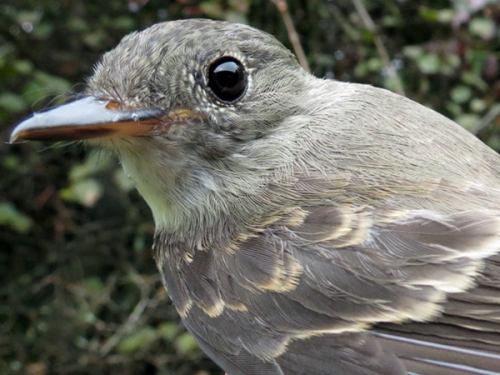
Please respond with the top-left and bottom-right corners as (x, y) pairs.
(115, 136), (296, 256)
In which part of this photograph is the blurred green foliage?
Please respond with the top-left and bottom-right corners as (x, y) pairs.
(0, 0), (499, 374)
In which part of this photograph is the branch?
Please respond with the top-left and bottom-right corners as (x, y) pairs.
(99, 270), (152, 356)
(271, 0), (310, 73)
(352, 0), (405, 96)
(473, 104), (500, 135)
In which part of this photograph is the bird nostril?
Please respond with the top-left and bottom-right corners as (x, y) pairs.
(106, 100), (121, 110)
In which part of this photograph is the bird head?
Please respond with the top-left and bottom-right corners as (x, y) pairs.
(10, 19), (310, 239)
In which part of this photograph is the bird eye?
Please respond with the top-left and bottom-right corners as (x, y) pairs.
(208, 57), (247, 103)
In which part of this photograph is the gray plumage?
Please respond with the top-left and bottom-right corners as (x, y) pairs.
(11, 19), (500, 375)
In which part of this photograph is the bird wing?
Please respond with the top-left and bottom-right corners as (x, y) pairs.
(374, 255), (500, 374)
(156, 202), (500, 375)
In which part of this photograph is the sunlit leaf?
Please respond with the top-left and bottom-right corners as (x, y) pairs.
(469, 18), (495, 40)
(59, 178), (103, 207)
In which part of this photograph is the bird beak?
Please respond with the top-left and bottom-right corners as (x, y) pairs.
(9, 96), (194, 143)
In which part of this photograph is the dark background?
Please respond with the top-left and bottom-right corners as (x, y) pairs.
(1, 1), (499, 374)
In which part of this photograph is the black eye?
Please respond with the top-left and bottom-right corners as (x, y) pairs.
(208, 57), (247, 102)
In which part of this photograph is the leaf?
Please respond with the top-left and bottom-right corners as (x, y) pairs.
(461, 71), (488, 91)
(175, 332), (199, 356)
(417, 54), (440, 74)
(23, 71), (72, 106)
(59, 178), (103, 207)
(450, 85), (471, 104)
(117, 326), (158, 353)
(68, 152), (112, 182)
(469, 18), (495, 40)
(157, 322), (178, 341)
(14, 60), (33, 74)
(82, 277), (105, 296)
(3, 155), (20, 170)
(403, 46), (423, 60)
(0, 93), (27, 112)
(83, 30), (108, 49)
(455, 113), (481, 132)
(60, 153), (113, 206)
(0, 202), (33, 233)
(470, 98), (486, 112)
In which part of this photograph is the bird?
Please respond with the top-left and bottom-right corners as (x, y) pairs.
(10, 19), (500, 375)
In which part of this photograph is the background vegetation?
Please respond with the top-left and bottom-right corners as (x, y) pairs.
(1, 0), (499, 374)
